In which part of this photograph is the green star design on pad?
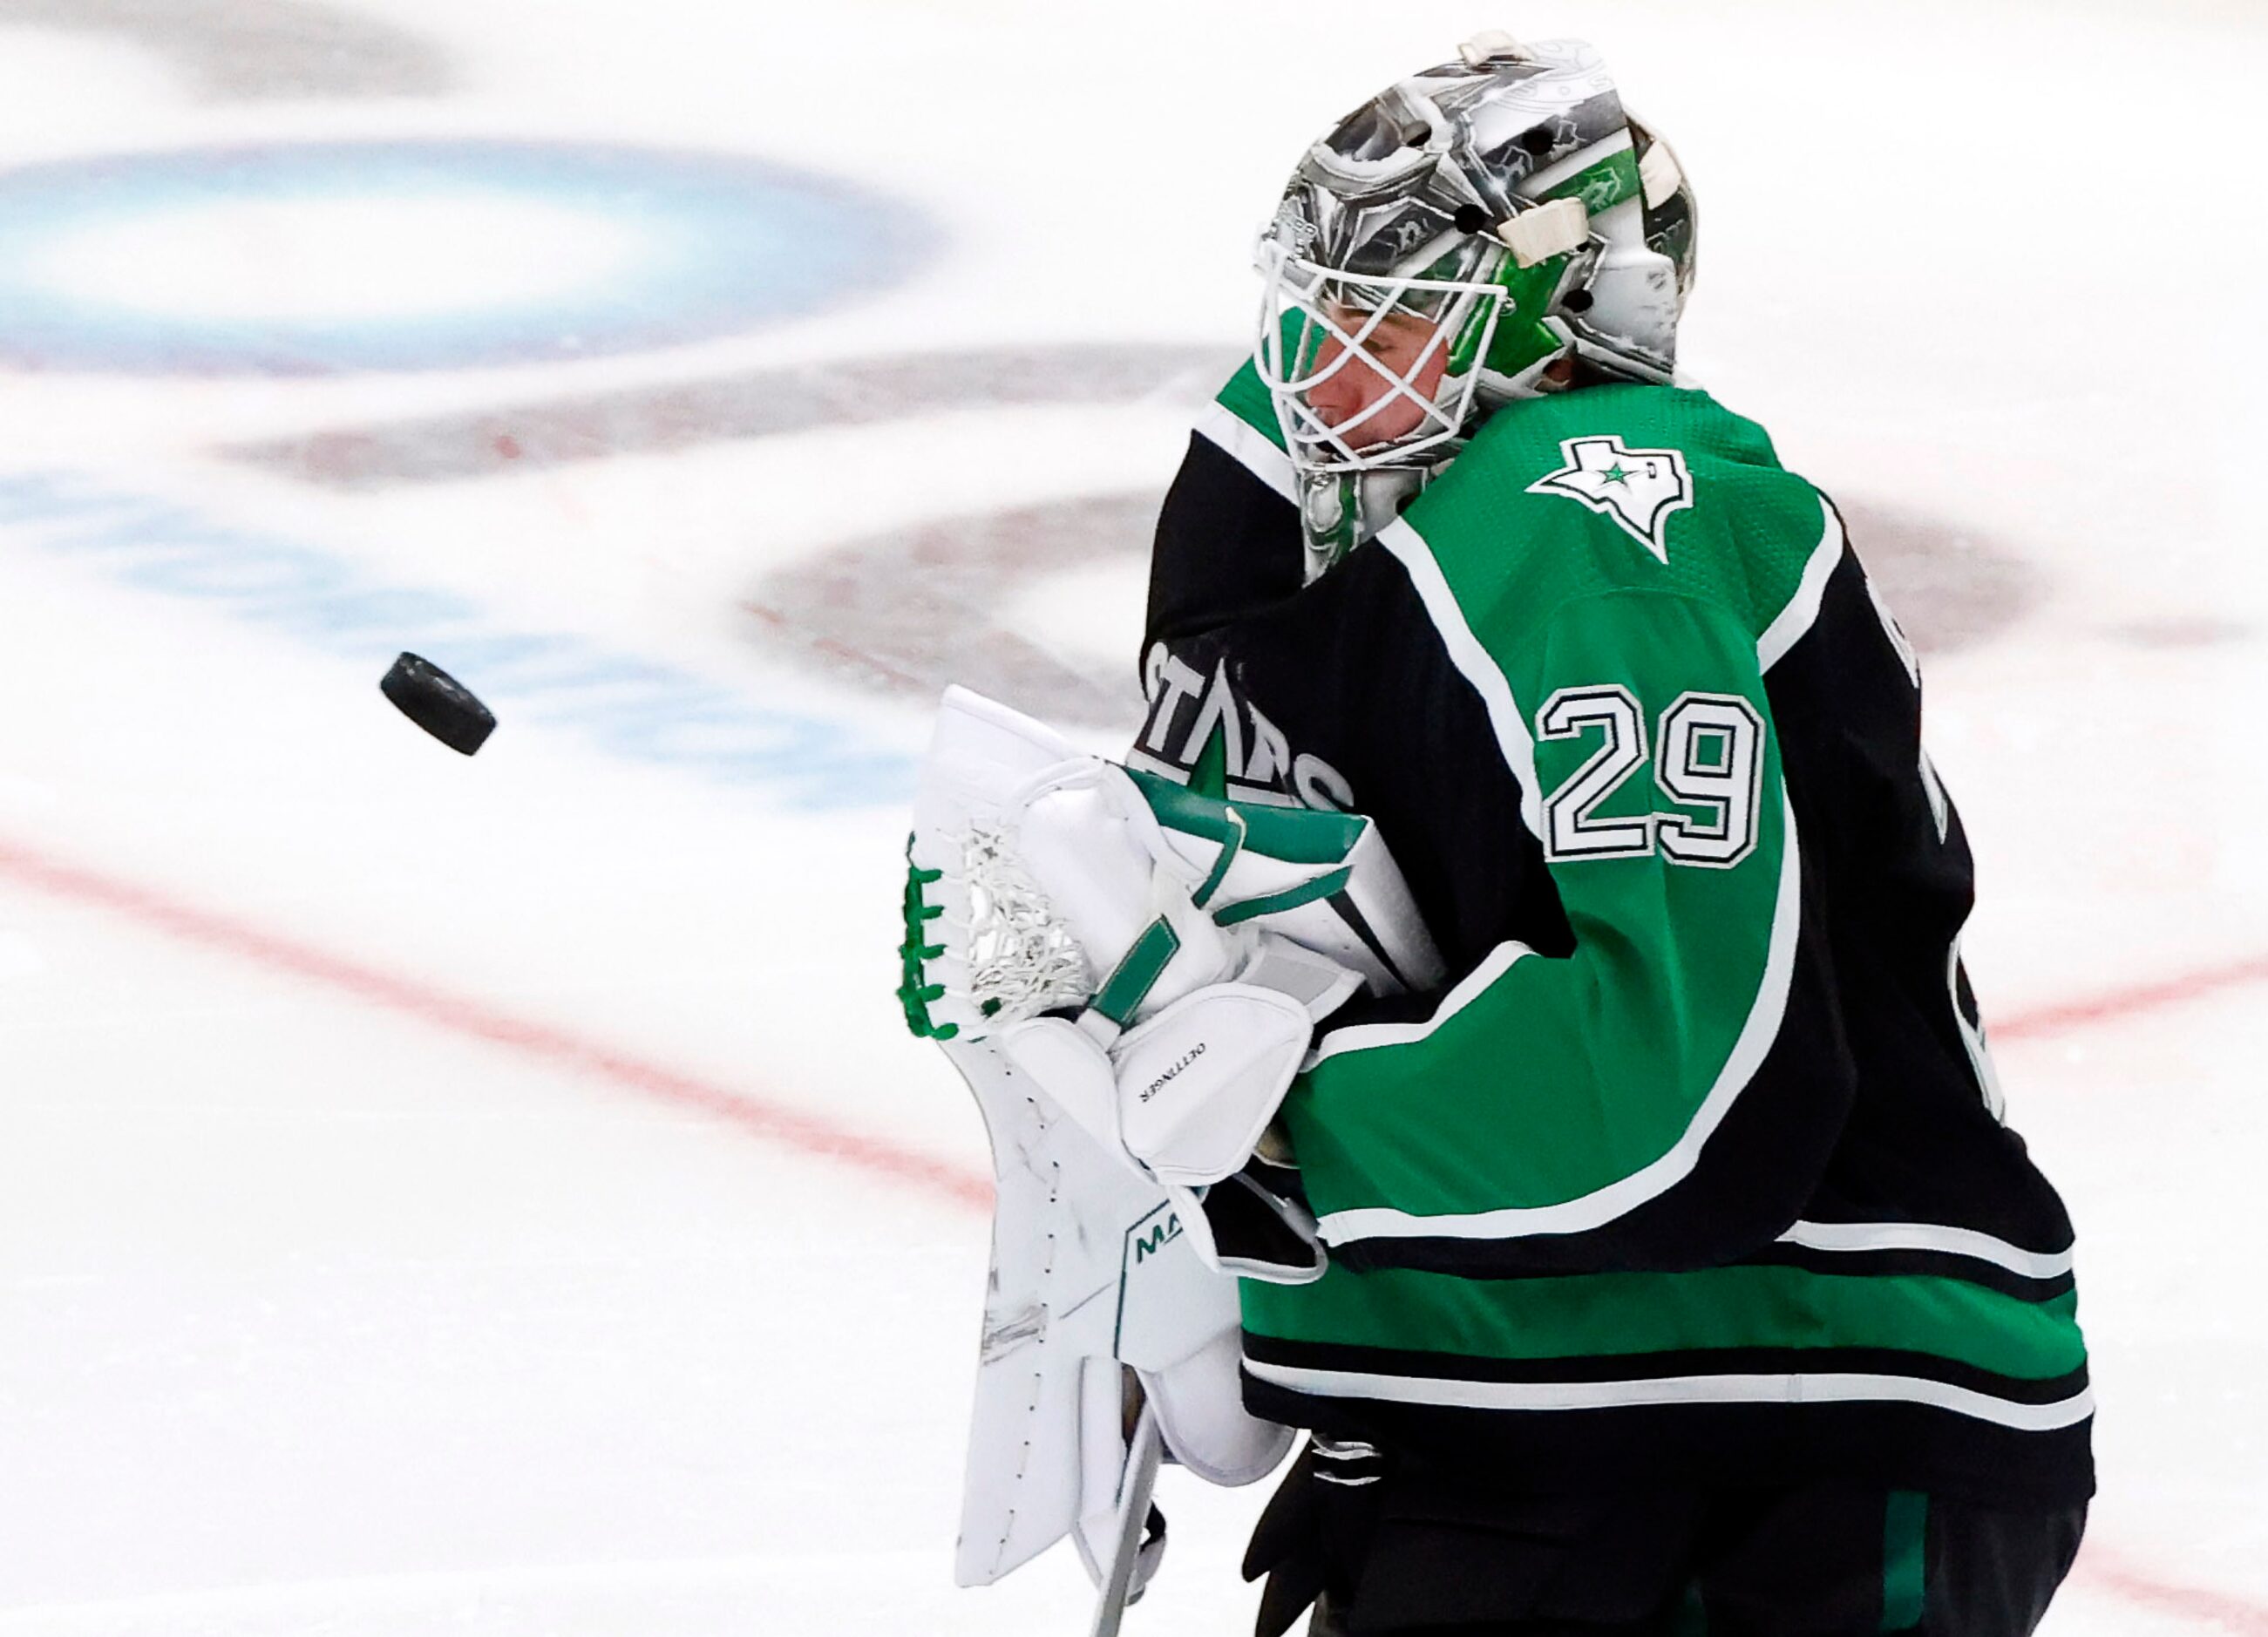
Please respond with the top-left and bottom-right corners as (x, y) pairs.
(1602, 463), (1631, 486)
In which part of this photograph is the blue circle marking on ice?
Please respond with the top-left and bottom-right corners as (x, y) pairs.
(0, 140), (930, 373)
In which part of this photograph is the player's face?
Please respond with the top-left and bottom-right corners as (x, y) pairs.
(1305, 303), (1450, 450)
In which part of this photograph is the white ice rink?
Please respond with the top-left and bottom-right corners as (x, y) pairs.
(0, 1), (2263, 1632)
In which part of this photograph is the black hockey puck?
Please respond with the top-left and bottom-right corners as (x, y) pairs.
(380, 653), (496, 756)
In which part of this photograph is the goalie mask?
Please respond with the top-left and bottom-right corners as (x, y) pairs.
(1255, 32), (1699, 572)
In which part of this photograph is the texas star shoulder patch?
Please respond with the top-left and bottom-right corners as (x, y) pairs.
(1526, 434), (1694, 563)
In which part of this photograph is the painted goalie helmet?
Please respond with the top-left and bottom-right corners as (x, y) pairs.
(1255, 32), (1699, 570)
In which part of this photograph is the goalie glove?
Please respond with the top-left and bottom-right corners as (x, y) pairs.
(899, 687), (1212, 1044)
(915, 690), (1443, 1613)
(899, 687), (1440, 1046)
(900, 687), (1442, 1271)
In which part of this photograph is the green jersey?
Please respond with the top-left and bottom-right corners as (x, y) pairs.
(1137, 378), (2090, 1505)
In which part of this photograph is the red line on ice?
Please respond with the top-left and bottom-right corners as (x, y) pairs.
(0, 818), (2260, 1208)
(0, 833), (993, 1214)
(5, 832), (2268, 1628)
(1994, 954), (2268, 1043)
(0, 819), (2261, 1206)
(2078, 1552), (2268, 1635)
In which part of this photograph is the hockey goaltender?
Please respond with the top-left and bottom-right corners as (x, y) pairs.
(902, 31), (2090, 1637)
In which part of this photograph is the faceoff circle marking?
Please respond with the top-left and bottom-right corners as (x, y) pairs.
(0, 139), (930, 373)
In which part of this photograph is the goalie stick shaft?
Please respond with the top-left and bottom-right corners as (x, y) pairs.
(1089, 1401), (1165, 1637)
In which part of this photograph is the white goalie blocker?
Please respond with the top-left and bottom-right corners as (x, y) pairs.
(906, 688), (1441, 1613)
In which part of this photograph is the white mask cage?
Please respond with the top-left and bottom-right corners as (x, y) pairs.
(1254, 238), (1509, 477)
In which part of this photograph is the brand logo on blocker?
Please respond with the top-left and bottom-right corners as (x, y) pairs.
(1141, 1041), (1207, 1103)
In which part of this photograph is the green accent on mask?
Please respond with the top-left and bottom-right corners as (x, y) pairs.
(1444, 294), (1492, 379)
(897, 835), (955, 1040)
(1539, 148), (1642, 215)
(1449, 148), (1643, 386)
(1480, 251), (1576, 380)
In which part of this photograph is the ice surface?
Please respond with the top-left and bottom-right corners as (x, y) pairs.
(0, 0), (2261, 1632)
